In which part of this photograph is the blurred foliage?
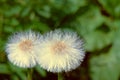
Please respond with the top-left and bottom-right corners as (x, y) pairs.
(0, 0), (120, 80)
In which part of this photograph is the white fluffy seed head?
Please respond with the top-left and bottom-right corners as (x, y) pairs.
(5, 30), (41, 68)
(36, 29), (85, 73)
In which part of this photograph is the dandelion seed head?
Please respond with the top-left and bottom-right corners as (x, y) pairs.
(37, 29), (85, 73)
(6, 30), (41, 68)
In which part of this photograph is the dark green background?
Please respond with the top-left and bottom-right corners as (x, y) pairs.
(0, 0), (120, 80)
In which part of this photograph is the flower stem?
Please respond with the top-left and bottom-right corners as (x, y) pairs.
(58, 73), (63, 80)
(27, 68), (33, 80)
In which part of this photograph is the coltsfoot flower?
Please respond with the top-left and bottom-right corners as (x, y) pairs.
(37, 29), (85, 73)
(6, 30), (41, 68)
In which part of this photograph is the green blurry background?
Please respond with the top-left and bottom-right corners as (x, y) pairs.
(0, 0), (120, 80)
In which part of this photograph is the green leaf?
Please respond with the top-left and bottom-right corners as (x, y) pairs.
(4, 26), (15, 33)
(10, 18), (19, 26)
(84, 31), (114, 51)
(35, 5), (51, 18)
(21, 6), (31, 17)
(29, 22), (50, 33)
(73, 6), (104, 35)
(11, 75), (19, 80)
(0, 64), (11, 74)
(50, 0), (86, 14)
(98, 0), (120, 18)
(8, 63), (26, 80)
(90, 53), (119, 80)
(90, 20), (120, 80)
(4, 5), (22, 17)
(110, 27), (120, 69)
(0, 51), (6, 62)
(0, 38), (6, 51)
(35, 65), (46, 77)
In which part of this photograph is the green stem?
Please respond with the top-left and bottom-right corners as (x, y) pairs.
(27, 68), (33, 80)
(58, 73), (63, 80)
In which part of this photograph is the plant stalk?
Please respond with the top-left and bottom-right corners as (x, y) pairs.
(27, 68), (33, 80)
(58, 73), (63, 80)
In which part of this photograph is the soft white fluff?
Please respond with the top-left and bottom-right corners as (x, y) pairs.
(6, 31), (41, 68)
(37, 29), (85, 72)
